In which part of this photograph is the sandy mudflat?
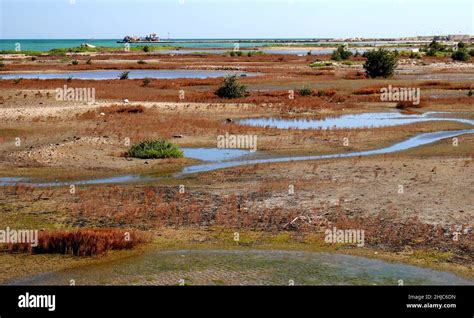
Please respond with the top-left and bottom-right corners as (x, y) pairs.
(0, 48), (473, 282)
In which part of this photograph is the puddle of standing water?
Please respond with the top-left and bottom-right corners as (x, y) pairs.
(180, 129), (474, 174)
(0, 175), (146, 187)
(0, 148), (255, 187)
(1, 129), (472, 186)
(8, 250), (473, 285)
(237, 112), (474, 129)
(0, 69), (257, 80)
(182, 147), (254, 162)
(396, 73), (474, 81)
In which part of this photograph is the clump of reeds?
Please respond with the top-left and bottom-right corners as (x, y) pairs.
(3, 228), (147, 256)
(118, 71), (130, 80)
(297, 86), (313, 96)
(396, 100), (423, 109)
(108, 105), (146, 114)
(77, 105), (146, 119)
(352, 87), (382, 95)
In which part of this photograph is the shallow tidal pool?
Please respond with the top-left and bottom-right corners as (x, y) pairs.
(9, 250), (473, 286)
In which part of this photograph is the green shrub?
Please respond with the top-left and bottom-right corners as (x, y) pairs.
(451, 49), (470, 61)
(0, 61), (4, 68)
(469, 49), (474, 57)
(363, 49), (397, 78)
(0, 50), (42, 56)
(331, 45), (352, 61)
(215, 75), (249, 99)
(137, 60), (146, 64)
(142, 78), (151, 87)
(316, 90), (330, 97)
(457, 41), (466, 49)
(13, 78), (22, 84)
(297, 86), (313, 96)
(86, 58), (92, 65)
(127, 139), (184, 159)
(426, 48), (436, 56)
(143, 45), (150, 53)
(468, 90), (473, 97)
(227, 50), (242, 57)
(426, 40), (448, 57)
(48, 48), (68, 56)
(310, 61), (333, 68)
(71, 60), (79, 65)
(428, 40), (445, 52)
(119, 71), (130, 80)
(246, 51), (263, 57)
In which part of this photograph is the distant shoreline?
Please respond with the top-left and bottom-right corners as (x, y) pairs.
(0, 36), (470, 53)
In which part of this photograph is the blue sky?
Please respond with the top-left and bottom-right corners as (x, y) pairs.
(0, 0), (472, 39)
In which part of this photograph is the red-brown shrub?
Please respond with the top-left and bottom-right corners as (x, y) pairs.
(3, 228), (147, 256)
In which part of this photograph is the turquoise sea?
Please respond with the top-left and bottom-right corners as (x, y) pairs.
(0, 39), (329, 52)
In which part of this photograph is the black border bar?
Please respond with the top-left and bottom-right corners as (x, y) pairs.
(0, 286), (472, 317)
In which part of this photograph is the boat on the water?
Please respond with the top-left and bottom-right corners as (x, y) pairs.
(80, 43), (96, 48)
(117, 33), (161, 43)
